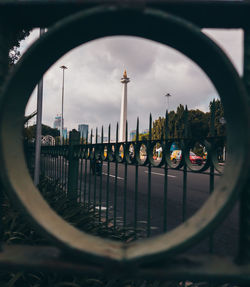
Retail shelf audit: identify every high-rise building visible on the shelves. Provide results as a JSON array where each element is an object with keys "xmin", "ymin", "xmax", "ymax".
[
  {"xmin": 53, "ymin": 115, "xmax": 61, "ymax": 129},
  {"xmin": 63, "ymin": 128, "xmax": 67, "ymax": 139},
  {"xmin": 130, "ymin": 129, "xmax": 136, "ymax": 141},
  {"xmin": 78, "ymin": 124, "xmax": 89, "ymax": 141},
  {"xmin": 53, "ymin": 115, "xmax": 67, "ymax": 139}
]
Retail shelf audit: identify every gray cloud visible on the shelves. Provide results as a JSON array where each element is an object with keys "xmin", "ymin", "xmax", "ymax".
[{"xmin": 23, "ymin": 29, "xmax": 242, "ymax": 138}]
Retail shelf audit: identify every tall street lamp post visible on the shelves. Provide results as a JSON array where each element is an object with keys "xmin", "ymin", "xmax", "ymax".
[
  {"xmin": 165, "ymin": 93, "xmax": 172, "ymax": 111},
  {"xmin": 60, "ymin": 65, "xmax": 67, "ymax": 144},
  {"xmin": 34, "ymin": 28, "xmax": 46, "ymax": 186}
]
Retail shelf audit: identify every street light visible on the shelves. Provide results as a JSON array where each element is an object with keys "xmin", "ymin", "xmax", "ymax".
[
  {"xmin": 165, "ymin": 93, "xmax": 172, "ymax": 111},
  {"xmin": 60, "ymin": 65, "xmax": 67, "ymax": 144},
  {"xmin": 34, "ymin": 28, "xmax": 45, "ymax": 186}
]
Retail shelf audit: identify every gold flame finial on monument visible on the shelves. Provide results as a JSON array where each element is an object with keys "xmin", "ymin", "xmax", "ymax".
[{"xmin": 123, "ymin": 69, "xmax": 127, "ymax": 78}]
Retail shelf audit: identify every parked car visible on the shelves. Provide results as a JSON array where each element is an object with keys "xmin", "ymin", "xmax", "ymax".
[
  {"xmin": 170, "ymin": 150, "xmax": 182, "ymax": 164},
  {"xmin": 189, "ymin": 151, "xmax": 203, "ymax": 165},
  {"xmin": 170, "ymin": 150, "xmax": 203, "ymax": 165}
]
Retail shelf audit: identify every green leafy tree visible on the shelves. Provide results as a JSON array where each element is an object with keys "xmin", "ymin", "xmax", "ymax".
[
  {"xmin": 133, "ymin": 100, "xmax": 225, "ymax": 143},
  {"xmin": 188, "ymin": 109, "xmax": 210, "ymax": 139},
  {"xmin": 8, "ymin": 29, "xmax": 30, "ymax": 66},
  {"xmin": 209, "ymin": 99, "xmax": 226, "ymax": 137},
  {"xmin": 24, "ymin": 124, "xmax": 60, "ymax": 142},
  {"xmin": 174, "ymin": 104, "xmax": 185, "ymax": 138},
  {"xmin": 1, "ymin": 27, "xmax": 30, "ymax": 92},
  {"xmin": 152, "ymin": 117, "xmax": 165, "ymax": 140}
]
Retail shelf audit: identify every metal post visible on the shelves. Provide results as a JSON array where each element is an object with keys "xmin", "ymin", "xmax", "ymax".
[
  {"xmin": 34, "ymin": 28, "xmax": 45, "ymax": 186},
  {"xmin": 165, "ymin": 93, "xmax": 171, "ymax": 111},
  {"xmin": 60, "ymin": 65, "xmax": 67, "ymax": 145},
  {"xmin": 0, "ymin": 22, "xmax": 10, "ymax": 248},
  {"xmin": 239, "ymin": 29, "xmax": 250, "ymax": 263},
  {"xmin": 68, "ymin": 130, "xmax": 80, "ymax": 202}
]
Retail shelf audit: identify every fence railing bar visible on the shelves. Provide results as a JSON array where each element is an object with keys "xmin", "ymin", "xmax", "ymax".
[
  {"xmin": 164, "ymin": 110, "xmax": 169, "ymax": 232},
  {"xmin": 182, "ymin": 106, "xmax": 188, "ymax": 222},
  {"xmin": 88, "ymin": 129, "xmax": 93, "ymax": 210},
  {"xmin": 49, "ymin": 153, "xmax": 51, "ymax": 179},
  {"xmin": 54, "ymin": 152, "xmax": 56, "ymax": 180},
  {"xmin": 83, "ymin": 129, "xmax": 88, "ymax": 206},
  {"xmin": 106, "ymin": 124, "xmax": 111, "ymax": 228},
  {"xmin": 50, "ymin": 151, "xmax": 54, "ymax": 179},
  {"xmin": 114, "ymin": 123, "xmax": 119, "ymax": 229},
  {"xmin": 50, "ymin": 154, "xmax": 53, "ymax": 179},
  {"xmin": 99, "ymin": 126, "xmax": 104, "ymax": 223},
  {"xmin": 59, "ymin": 151, "xmax": 61, "ymax": 183},
  {"xmin": 123, "ymin": 120, "xmax": 128, "ymax": 229},
  {"xmin": 54, "ymin": 153, "xmax": 56, "ymax": 180},
  {"xmin": 209, "ymin": 100, "xmax": 216, "ymax": 254},
  {"xmin": 134, "ymin": 117, "xmax": 139, "ymax": 234},
  {"xmin": 79, "ymin": 157, "xmax": 84, "ymax": 203},
  {"xmin": 93, "ymin": 128, "xmax": 98, "ymax": 210},
  {"xmin": 147, "ymin": 113, "xmax": 152, "ymax": 237},
  {"xmin": 56, "ymin": 150, "xmax": 59, "ymax": 180},
  {"xmin": 64, "ymin": 155, "xmax": 67, "ymax": 192},
  {"xmin": 54, "ymin": 150, "xmax": 57, "ymax": 180}
]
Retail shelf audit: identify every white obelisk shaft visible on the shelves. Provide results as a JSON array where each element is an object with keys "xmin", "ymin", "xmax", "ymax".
[{"xmin": 119, "ymin": 70, "xmax": 130, "ymax": 142}]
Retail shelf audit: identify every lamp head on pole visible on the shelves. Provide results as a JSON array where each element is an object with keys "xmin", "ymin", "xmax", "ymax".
[
  {"xmin": 60, "ymin": 65, "xmax": 68, "ymax": 70},
  {"xmin": 165, "ymin": 93, "xmax": 171, "ymax": 98}
]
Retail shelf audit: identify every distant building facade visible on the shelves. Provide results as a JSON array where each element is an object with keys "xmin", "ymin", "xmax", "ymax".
[
  {"xmin": 78, "ymin": 124, "xmax": 89, "ymax": 141},
  {"xmin": 53, "ymin": 115, "xmax": 67, "ymax": 139},
  {"xmin": 130, "ymin": 130, "xmax": 136, "ymax": 141},
  {"xmin": 53, "ymin": 115, "xmax": 61, "ymax": 129},
  {"xmin": 63, "ymin": 128, "xmax": 67, "ymax": 139}
]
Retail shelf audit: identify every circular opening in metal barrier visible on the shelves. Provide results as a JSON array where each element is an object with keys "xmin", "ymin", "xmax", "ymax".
[
  {"xmin": 119, "ymin": 144, "xmax": 124, "ymax": 161},
  {"xmin": 185, "ymin": 141, "xmax": 210, "ymax": 172},
  {"xmin": 0, "ymin": 6, "xmax": 249, "ymax": 265},
  {"xmin": 137, "ymin": 143, "xmax": 147, "ymax": 165},
  {"xmin": 150, "ymin": 142, "xmax": 163, "ymax": 167},
  {"xmin": 103, "ymin": 145, "xmax": 108, "ymax": 161},
  {"xmin": 126, "ymin": 143, "xmax": 135, "ymax": 164},
  {"xmin": 167, "ymin": 141, "xmax": 183, "ymax": 169}
]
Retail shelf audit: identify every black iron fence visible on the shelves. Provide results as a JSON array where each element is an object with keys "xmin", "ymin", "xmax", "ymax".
[{"xmin": 39, "ymin": 106, "xmax": 228, "ymax": 252}]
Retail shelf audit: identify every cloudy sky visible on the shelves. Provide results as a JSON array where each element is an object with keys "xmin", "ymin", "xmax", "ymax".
[{"xmin": 22, "ymin": 28, "xmax": 242, "ymax": 139}]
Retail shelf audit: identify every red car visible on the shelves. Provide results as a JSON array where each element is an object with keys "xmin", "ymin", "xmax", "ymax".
[
  {"xmin": 171, "ymin": 150, "xmax": 203, "ymax": 165},
  {"xmin": 189, "ymin": 151, "xmax": 203, "ymax": 165}
]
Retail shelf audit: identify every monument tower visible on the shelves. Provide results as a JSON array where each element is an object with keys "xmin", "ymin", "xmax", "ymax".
[{"xmin": 119, "ymin": 70, "xmax": 130, "ymax": 142}]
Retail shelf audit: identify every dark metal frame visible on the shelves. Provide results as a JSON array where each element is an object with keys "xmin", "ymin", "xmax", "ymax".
[{"xmin": 0, "ymin": 0, "xmax": 250, "ymax": 283}]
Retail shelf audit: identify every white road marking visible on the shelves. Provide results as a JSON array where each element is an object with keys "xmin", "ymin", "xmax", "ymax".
[
  {"xmin": 144, "ymin": 171, "xmax": 176, "ymax": 178},
  {"xmin": 102, "ymin": 172, "xmax": 124, "ymax": 180},
  {"xmin": 95, "ymin": 206, "xmax": 107, "ymax": 211}
]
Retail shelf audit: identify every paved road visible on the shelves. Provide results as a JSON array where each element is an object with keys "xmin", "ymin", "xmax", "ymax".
[
  {"xmin": 77, "ymin": 160, "xmax": 238, "ymax": 257},
  {"xmin": 42, "ymin": 157, "xmax": 239, "ymax": 257}
]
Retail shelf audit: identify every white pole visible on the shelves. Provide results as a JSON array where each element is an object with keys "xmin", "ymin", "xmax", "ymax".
[
  {"xmin": 119, "ymin": 70, "xmax": 130, "ymax": 142},
  {"xmin": 34, "ymin": 28, "xmax": 45, "ymax": 186},
  {"xmin": 60, "ymin": 65, "xmax": 67, "ymax": 144}
]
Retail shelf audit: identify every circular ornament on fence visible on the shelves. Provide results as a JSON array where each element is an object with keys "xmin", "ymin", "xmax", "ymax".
[{"xmin": 0, "ymin": 6, "xmax": 249, "ymax": 266}]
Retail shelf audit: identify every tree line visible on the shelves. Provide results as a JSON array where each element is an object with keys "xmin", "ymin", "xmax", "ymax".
[
  {"xmin": 24, "ymin": 124, "xmax": 60, "ymax": 143},
  {"xmin": 136, "ymin": 99, "xmax": 225, "ymax": 141}
]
